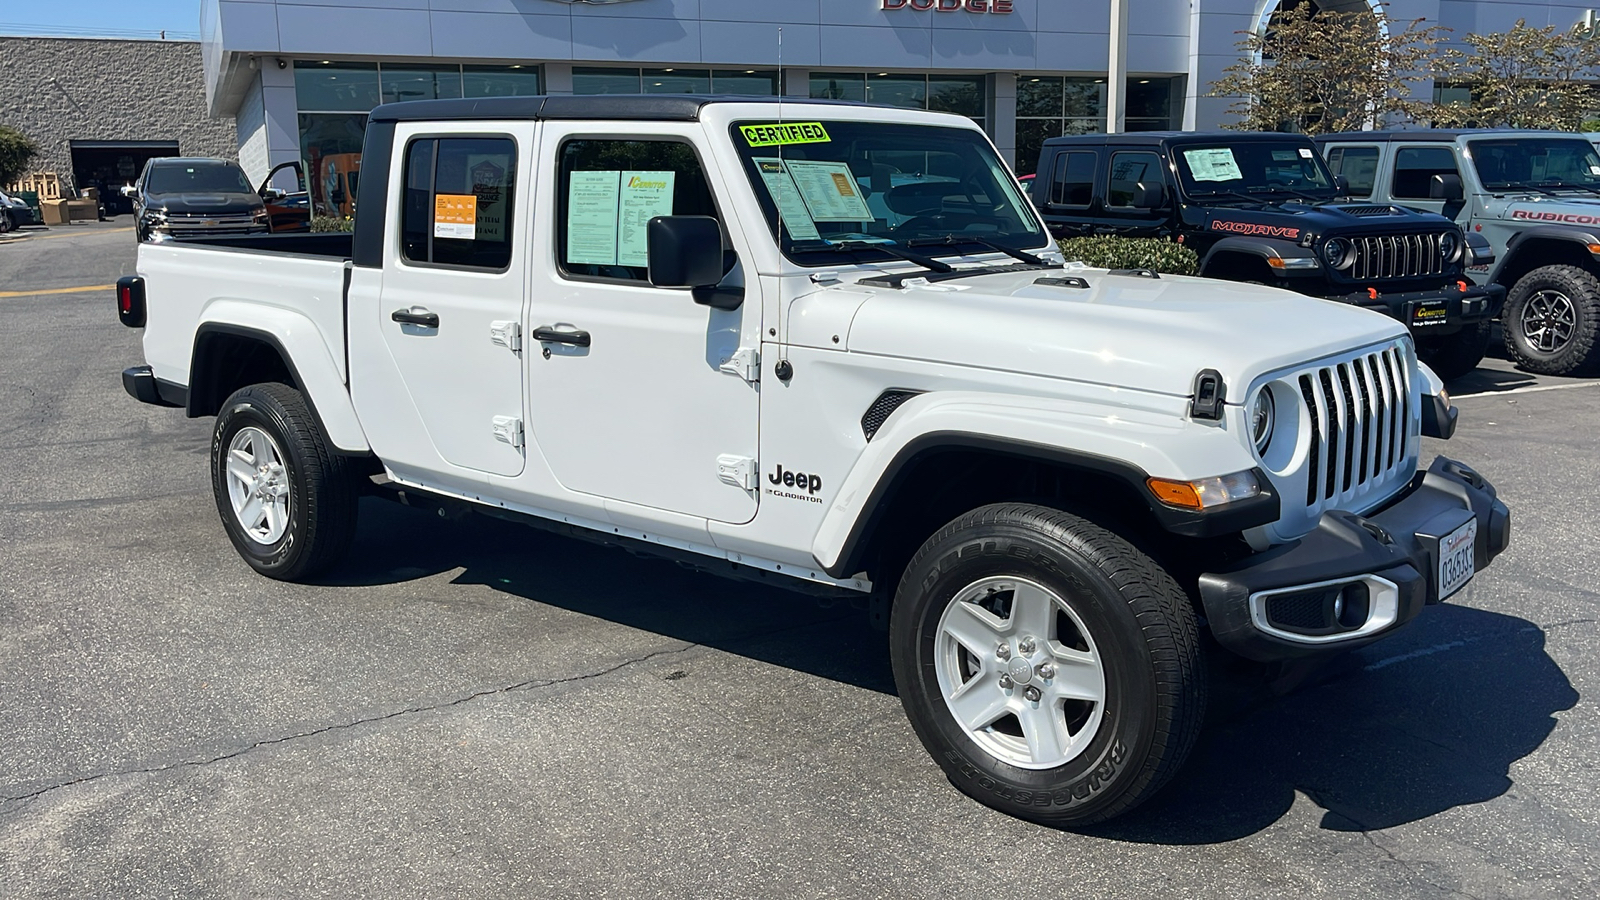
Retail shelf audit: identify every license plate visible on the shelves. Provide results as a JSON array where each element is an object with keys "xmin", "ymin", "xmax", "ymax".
[
  {"xmin": 1438, "ymin": 519, "xmax": 1477, "ymax": 600},
  {"xmin": 1410, "ymin": 298, "xmax": 1449, "ymax": 328}
]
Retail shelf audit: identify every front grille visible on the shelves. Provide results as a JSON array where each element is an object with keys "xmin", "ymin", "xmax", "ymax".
[
  {"xmin": 1297, "ymin": 346, "xmax": 1411, "ymax": 509},
  {"xmin": 1350, "ymin": 233, "xmax": 1446, "ymax": 281}
]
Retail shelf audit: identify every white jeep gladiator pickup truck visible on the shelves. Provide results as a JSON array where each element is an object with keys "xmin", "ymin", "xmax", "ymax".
[{"xmin": 117, "ymin": 95, "xmax": 1511, "ymax": 826}]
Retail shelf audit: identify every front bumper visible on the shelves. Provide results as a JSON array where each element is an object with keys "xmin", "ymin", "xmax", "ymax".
[
  {"xmin": 1326, "ymin": 282, "xmax": 1506, "ymax": 335},
  {"xmin": 1198, "ymin": 456, "xmax": 1510, "ymax": 662}
]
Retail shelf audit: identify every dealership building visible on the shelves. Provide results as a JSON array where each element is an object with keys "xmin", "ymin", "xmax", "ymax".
[{"xmin": 5, "ymin": 1, "xmax": 1598, "ymax": 202}]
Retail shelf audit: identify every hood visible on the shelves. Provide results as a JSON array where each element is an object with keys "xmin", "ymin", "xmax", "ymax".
[
  {"xmin": 842, "ymin": 267, "xmax": 1406, "ymax": 398},
  {"xmin": 1185, "ymin": 200, "xmax": 1449, "ymax": 241},
  {"xmin": 147, "ymin": 191, "xmax": 264, "ymax": 215}
]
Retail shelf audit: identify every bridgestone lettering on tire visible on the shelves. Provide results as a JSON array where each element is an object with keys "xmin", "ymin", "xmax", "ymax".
[
  {"xmin": 889, "ymin": 503, "xmax": 1206, "ymax": 827},
  {"xmin": 210, "ymin": 383, "xmax": 358, "ymax": 581},
  {"xmin": 1504, "ymin": 264, "xmax": 1600, "ymax": 376}
]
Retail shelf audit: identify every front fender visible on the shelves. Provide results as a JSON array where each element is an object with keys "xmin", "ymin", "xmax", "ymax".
[
  {"xmin": 194, "ymin": 300, "xmax": 369, "ymax": 453},
  {"xmin": 810, "ymin": 391, "xmax": 1271, "ymax": 576},
  {"xmin": 1200, "ymin": 236, "xmax": 1322, "ymax": 278},
  {"xmin": 1493, "ymin": 225, "xmax": 1600, "ymax": 283}
]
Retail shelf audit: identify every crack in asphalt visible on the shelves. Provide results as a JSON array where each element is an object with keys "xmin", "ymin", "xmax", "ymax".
[
  {"xmin": 0, "ymin": 643, "xmax": 698, "ymax": 810},
  {"xmin": 1354, "ymin": 826, "xmax": 1486, "ymax": 900}
]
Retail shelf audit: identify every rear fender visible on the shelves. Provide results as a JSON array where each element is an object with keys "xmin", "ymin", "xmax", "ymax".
[{"xmin": 192, "ymin": 301, "xmax": 369, "ymax": 453}]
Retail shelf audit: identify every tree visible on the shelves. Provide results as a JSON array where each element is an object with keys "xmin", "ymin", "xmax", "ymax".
[
  {"xmin": 1431, "ymin": 20, "xmax": 1600, "ymax": 130},
  {"xmin": 1208, "ymin": 3, "xmax": 1447, "ymax": 134},
  {"xmin": 0, "ymin": 125, "xmax": 42, "ymax": 187}
]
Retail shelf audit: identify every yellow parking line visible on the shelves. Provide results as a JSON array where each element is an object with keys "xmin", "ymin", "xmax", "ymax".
[
  {"xmin": 3, "ymin": 227, "xmax": 134, "ymax": 241},
  {"xmin": 0, "ymin": 283, "xmax": 116, "ymax": 298}
]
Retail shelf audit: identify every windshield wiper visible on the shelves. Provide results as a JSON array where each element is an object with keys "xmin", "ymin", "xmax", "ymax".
[
  {"xmin": 1533, "ymin": 181, "xmax": 1600, "ymax": 195},
  {"xmin": 906, "ymin": 234, "xmax": 1048, "ymax": 266},
  {"xmin": 1253, "ymin": 186, "xmax": 1330, "ymax": 203},
  {"xmin": 1188, "ymin": 190, "xmax": 1272, "ymax": 207},
  {"xmin": 789, "ymin": 240, "xmax": 954, "ymax": 274}
]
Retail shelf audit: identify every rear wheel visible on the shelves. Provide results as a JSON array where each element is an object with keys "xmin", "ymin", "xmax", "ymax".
[
  {"xmin": 889, "ymin": 503, "xmax": 1206, "ymax": 827},
  {"xmin": 211, "ymin": 383, "xmax": 358, "ymax": 581},
  {"xmin": 1417, "ymin": 320, "xmax": 1490, "ymax": 381},
  {"xmin": 1503, "ymin": 265, "xmax": 1600, "ymax": 375}
]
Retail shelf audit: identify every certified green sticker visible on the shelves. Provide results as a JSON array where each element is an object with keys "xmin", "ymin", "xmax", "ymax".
[{"xmin": 740, "ymin": 122, "xmax": 831, "ymax": 147}]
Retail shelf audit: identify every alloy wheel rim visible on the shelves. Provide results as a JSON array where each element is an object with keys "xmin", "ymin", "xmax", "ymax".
[
  {"xmin": 1522, "ymin": 290, "xmax": 1577, "ymax": 354},
  {"xmin": 225, "ymin": 426, "xmax": 291, "ymax": 545},
  {"xmin": 934, "ymin": 576, "xmax": 1107, "ymax": 770}
]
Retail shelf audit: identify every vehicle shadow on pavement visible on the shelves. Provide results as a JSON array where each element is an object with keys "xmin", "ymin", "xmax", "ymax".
[
  {"xmin": 327, "ymin": 499, "xmax": 898, "ymax": 694},
  {"xmin": 1087, "ymin": 603, "xmax": 1579, "ymax": 843}
]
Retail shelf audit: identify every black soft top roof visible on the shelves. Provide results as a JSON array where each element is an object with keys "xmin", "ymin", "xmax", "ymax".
[
  {"xmin": 1041, "ymin": 131, "xmax": 1318, "ymax": 149},
  {"xmin": 369, "ymin": 94, "xmax": 891, "ymax": 124},
  {"xmin": 1313, "ymin": 129, "xmax": 1580, "ymax": 142}
]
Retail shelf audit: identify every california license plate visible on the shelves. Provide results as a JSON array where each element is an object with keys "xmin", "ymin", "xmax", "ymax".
[{"xmin": 1438, "ymin": 519, "xmax": 1477, "ymax": 600}]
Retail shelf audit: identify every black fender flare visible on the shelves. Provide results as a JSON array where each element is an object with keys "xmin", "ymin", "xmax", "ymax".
[
  {"xmin": 1199, "ymin": 236, "xmax": 1321, "ymax": 278},
  {"xmin": 1491, "ymin": 224, "xmax": 1600, "ymax": 285},
  {"xmin": 822, "ymin": 431, "xmax": 1280, "ymax": 580}
]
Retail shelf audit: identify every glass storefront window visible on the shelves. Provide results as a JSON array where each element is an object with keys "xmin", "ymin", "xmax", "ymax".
[
  {"xmin": 644, "ymin": 68, "xmax": 711, "ymax": 94},
  {"xmin": 1065, "ymin": 80, "xmax": 1107, "ymax": 119},
  {"xmin": 811, "ymin": 72, "xmax": 866, "ymax": 103},
  {"xmin": 463, "ymin": 65, "xmax": 542, "ymax": 98},
  {"xmin": 927, "ymin": 76, "xmax": 984, "ymax": 118},
  {"xmin": 1018, "ymin": 76, "xmax": 1064, "ymax": 118},
  {"xmin": 295, "ymin": 62, "xmax": 380, "ymax": 112},
  {"xmin": 867, "ymin": 74, "xmax": 927, "ymax": 110},
  {"xmin": 298, "ymin": 113, "xmax": 367, "ymax": 219},
  {"xmin": 574, "ymin": 67, "xmax": 643, "ymax": 94},
  {"xmin": 712, "ymin": 69, "xmax": 778, "ymax": 96},
  {"xmin": 380, "ymin": 65, "xmax": 463, "ymax": 104},
  {"xmin": 1014, "ymin": 77, "xmax": 1179, "ymax": 175}
]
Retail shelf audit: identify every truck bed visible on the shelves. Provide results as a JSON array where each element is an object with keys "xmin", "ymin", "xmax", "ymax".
[{"xmin": 137, "ymin": 237, "xmax": 352, "ymax": 390}]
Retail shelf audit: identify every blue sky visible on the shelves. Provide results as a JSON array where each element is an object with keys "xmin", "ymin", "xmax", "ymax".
[{"xmin": 1, "ymin": 1, "xmax": 202, "ymax": 40}]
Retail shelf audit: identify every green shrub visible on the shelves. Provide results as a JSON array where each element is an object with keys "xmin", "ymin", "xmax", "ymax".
[
  {"xmin": 0, "ymin": 125, "xmax": 41, "ymax": 187},
  {"xmin": 311, "ymin": 215, "xmax": 355, "ymax": 233},
  {"xmin": 1057, "ymin": 236, "xmax": 1199, "ymax": 277}
]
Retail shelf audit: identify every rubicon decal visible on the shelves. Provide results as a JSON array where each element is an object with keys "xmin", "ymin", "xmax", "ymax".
[
  {"xmin": 1210, "ymin": 220, "xmax": 1301, "ymax": 239},
  {"xmin": 767, "ymin": 464, "xmax": 824, "ymax": 503},
  {"xmin": 1511, "ymin": 208, "xmax": 1600, "ymax": 225}
]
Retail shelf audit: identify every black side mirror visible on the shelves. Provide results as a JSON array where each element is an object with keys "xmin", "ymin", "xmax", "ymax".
[
  {"xmin": 1334, "ymin": 174, "xmax": 1351, "ymax": 195},
  {"xmin": 648, "ymin": 215, "xmax": 743, "ymax": 309},
  {"xmin": 1132, "ymin": 182, "xmax": 1167, "ymax": 210},
  {"xmin": 1430, "ymin": 173, "xmax": 1464, "ymax": 201}
]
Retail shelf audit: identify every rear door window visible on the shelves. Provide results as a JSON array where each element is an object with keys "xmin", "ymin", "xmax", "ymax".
[
  {"xmin": 1049, "ymin": 151, "xmax": 1097, "ymax": 207},
  {"xmin": 399, "ymin": 136, "xmax": 517, "ymax": 270},
  {"xmin": 1105, "ymin": 151, "xmax": 1164, "ymax": 209}
]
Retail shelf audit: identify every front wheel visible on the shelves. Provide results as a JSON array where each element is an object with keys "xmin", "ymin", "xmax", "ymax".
[
  {"xmin": 889, "ymin": 503, "xmax": 1206, "ymax": 827},
  {"xmin": 1503, "ymin": 265, "xmax": 1600, "ymax": 376},
  {"xmin": 1417, "ymin": 319, "xmax": 1490, "ymax": 381},
  {"xmin": 211, "ymin": 383, "xmax": 358, "ymax": 581}
]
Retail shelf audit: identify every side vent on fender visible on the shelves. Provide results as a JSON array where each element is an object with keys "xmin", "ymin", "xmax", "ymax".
[{"xmin": 861, "ymin": 390, "xmax": 924, "ymax": 441}]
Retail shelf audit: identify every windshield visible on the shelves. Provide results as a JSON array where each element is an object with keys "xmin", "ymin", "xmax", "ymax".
[
  {"xmin": 1467, "ymin": 138, "xmax": 1600, "ymax": 191},
  {"xmin": 731, "ymin": 120, "xmax": 1043, "ymax": 266},
  {"xmin": 1173, "ymin": 141, "xmax": 1336, "ymax": 201},
  {"xmin": 146, "ymin": 163, "xmax": 253, "ymax": 194}
]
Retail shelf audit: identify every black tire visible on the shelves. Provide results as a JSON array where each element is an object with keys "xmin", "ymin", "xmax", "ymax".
[
  {"xmin": 889, "ymin": 503, "xmax": 1206, "ymax": 827},
  {"xmin": 1503, "ymin": 264, "xmax": 1600, "ymax": 376},
  {"xmin": 210, "ymin": 383, "xmax": 358, "ymax": 581},
  {"xmin": 1417, "ymin": 319, "xmax": 1490, "ymax": 381}
]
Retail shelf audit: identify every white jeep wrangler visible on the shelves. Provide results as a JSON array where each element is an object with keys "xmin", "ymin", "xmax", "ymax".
[{"xmin": 117, "ymin": 96, "xmax": 1510, "ymax": 826}]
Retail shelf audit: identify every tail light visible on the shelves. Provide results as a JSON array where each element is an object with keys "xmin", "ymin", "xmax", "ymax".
[{"xmin": 117, "ymin": 276, "xmax": 146, "ymax": 328}]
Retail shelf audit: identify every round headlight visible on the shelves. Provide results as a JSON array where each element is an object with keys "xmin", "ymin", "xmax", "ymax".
[
  {"xmin": 1322, "ymin": 237, "xmax": 1355, "ymax": 270},
  {"xmin": 1250, "ymin": 389, "xmax": 1275, "ymax": 456},
  {"xmin": 1439, "ymin": 231, "xmax": 1462, "ymax": 262}
]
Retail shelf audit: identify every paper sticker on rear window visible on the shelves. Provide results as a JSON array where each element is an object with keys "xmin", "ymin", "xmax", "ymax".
[
  {"xmin": 740, "ymin": 123, "xmax": 832, "ymax": 147},
  {"xmin": 1183, "ymin": 148, "xmax": 1244, "ymax": 182},
  {"xmin": 434, "ymin": 193, "xmax": 477, "ymax": 240}
]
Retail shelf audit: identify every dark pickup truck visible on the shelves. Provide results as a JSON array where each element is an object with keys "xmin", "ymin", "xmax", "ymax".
[{"xmin": 1034, "ymin": 132, "xmax": 1504, "ymax": 379}]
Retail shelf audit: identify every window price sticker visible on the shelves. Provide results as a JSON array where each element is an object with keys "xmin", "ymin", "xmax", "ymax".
[{"xmin": 434, "ymin": 193, "xmax": 477, "ymax": 240}]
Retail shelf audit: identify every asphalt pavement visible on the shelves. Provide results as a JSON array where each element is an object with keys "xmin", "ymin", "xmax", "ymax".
[{"xmin": 1, "ymin": 227, "xmax": 1596, "ymax": 898}]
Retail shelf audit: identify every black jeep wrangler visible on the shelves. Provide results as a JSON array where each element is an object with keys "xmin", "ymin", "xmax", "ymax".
[{"xmin": 1034, "ymin": 132, "xmax": 1505, "ymax": 379}]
